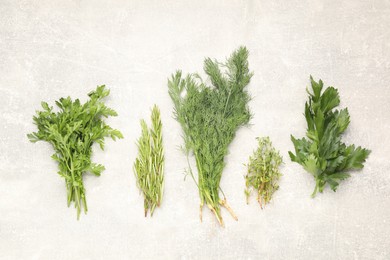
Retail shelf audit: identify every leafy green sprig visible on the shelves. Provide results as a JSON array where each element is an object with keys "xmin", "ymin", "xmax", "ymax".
[
  {"xmin": 168, "ymin": 47, "xmax": 252, "ymax": 226},
  {"xmin": 28, "ymin": 85, "xmax": 123, "ymax": 219},
  {"xmin": 245, "ymin": 137, "xmax": 282, "ymax": 208},
  {"xmin": 134, "ymin": 105, "xmax": 165, "ymax": 217},
  {"xmin": 289, "ymin": 77, "xmax": 370, "ymax": 197}
]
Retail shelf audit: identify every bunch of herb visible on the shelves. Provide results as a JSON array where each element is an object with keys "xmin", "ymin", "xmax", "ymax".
[
  {"xmin": 134, "ymin": 105, "xmax": 164, "ymax": 217},
  {"xmin": 289, "ymin": 77, "xmax": 370, "ymax": 197},
  {"xmin": 27, "ymin": 85, "xmax": 123, "ymax": 219},
  {"xmin": 244, "ymin": 137, "xmax": 282, "ymax": 208},
  {"xmin": 168, "ymin": 47, "xmax": 252, "ymax": 226}
]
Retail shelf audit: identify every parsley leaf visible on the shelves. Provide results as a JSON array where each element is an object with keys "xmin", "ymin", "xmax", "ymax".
[
  {"xmin": 289, "ymin": 77, "xmax": 370, "ymax": 197},
  {"xmin": 28, "ymin": 85, "xmax": 123, "ymax": 219}
]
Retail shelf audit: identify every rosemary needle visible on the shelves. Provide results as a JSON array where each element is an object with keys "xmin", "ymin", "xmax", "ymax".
[{"xmin": 134, "ymin": 105, "xmax": 165, "ymax": 217}]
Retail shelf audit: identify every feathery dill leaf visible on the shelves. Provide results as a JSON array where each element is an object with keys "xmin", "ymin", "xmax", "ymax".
[
  {"xmin": 134, "ymin": 105, "xmax": 165, "ymax": 217},
  {"xmin": 289, "ymin": 77, "xmax": 371, "ymax": 197},
  {"xmin": 27, "ymin": 85, "xmax": 123, "ymax": 219},
  {"xmin": 168, "ymin": 47, "xmax": 252, "ymax": 226},
  {"xmin": 245, "ymin": 137, "xmax": 282, "ymax": 208}
]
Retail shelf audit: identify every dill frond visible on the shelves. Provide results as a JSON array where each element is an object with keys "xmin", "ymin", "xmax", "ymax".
[{"xmin": 168, "ymin": 47, "xmax": 252, "ymax": 226}]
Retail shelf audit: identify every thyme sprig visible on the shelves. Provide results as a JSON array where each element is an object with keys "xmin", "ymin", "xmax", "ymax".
[
  {"xmin": 245, "ymin": 137, "xmax": 283, "ymax": 208},
  {"xmin": 28, "ymin": 85, "xmax": 123, "ymax": 219},
  {"xmin": 134, "ymin": 105, "xmax": 165, "ymax": 217},
  {"xmin": 168, "ymin": 47, "xmax": 252, "ymax": 226}
]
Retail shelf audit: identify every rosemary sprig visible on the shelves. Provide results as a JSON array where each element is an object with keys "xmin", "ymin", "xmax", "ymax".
[
  {"xmin": 134, "ymin": 105, "xmax": 165, "ymax": 216},
  {"xmin": 244, "ymin": 137, "xmax": 282, "ymax": 208},
  {"xmin": 27, "ymin": 85, "xmax": 123, "ymax": 219},
  {"xmin": 168, "ymin": 47, "xmax": 252, "ymax": 226}
]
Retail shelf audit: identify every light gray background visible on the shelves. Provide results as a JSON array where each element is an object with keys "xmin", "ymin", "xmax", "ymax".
[{"xmin": 1, "ymin": 0, "xmax": 389, "ymax": 259}]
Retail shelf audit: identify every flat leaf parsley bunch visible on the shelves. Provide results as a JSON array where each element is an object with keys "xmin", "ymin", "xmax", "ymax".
[
  {"xmin": 289, "ymin": 77, "xmax": 370, "ymax": 197},
  {"xmin": 28, "ymin": 85, "xmax": 123, "ymax": 218}
]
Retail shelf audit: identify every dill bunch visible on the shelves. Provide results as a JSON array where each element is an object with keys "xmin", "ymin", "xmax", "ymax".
[
  {"xmin": 244, "ymin": 137, "xmax": 282, "ymax": 208},
  {"xmin": 168, "ymin": 47, "xmax": 252, "ymax": 226},
  {"xmin": 134, "ymin": 105, "xmax": 165, "ymax": 217},
  {"xmin": 27, "ymin": 86, "xmax": 123, "ymax": 219}
]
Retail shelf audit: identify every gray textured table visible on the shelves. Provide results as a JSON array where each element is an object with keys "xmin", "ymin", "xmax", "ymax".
[{"xmin": 1, "ymin": 1, "xmax": 389, "ymax": 259}]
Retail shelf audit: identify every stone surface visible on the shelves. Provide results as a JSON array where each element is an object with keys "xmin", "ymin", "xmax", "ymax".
[{"xmin": 1, "ymin": 0, "xmax": 389, "ymax": 259}]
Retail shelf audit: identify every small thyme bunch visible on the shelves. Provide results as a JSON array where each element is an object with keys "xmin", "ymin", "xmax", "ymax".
[{"xmin": 245, "ymin": 137, "xmax": 282, "ymax": 208}]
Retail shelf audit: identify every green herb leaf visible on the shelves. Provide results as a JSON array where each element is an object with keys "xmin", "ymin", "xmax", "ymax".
[
  {"xmin": 27, "ymin": 85, "xmax": 123, "ymax": 219},
  {"xmin": 88, "ymin": 163, "xmax": 105, "ymax": 176},
  {"xmin": 289, "ymin": 77, "xmax": 371, "ymax": 197}
]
